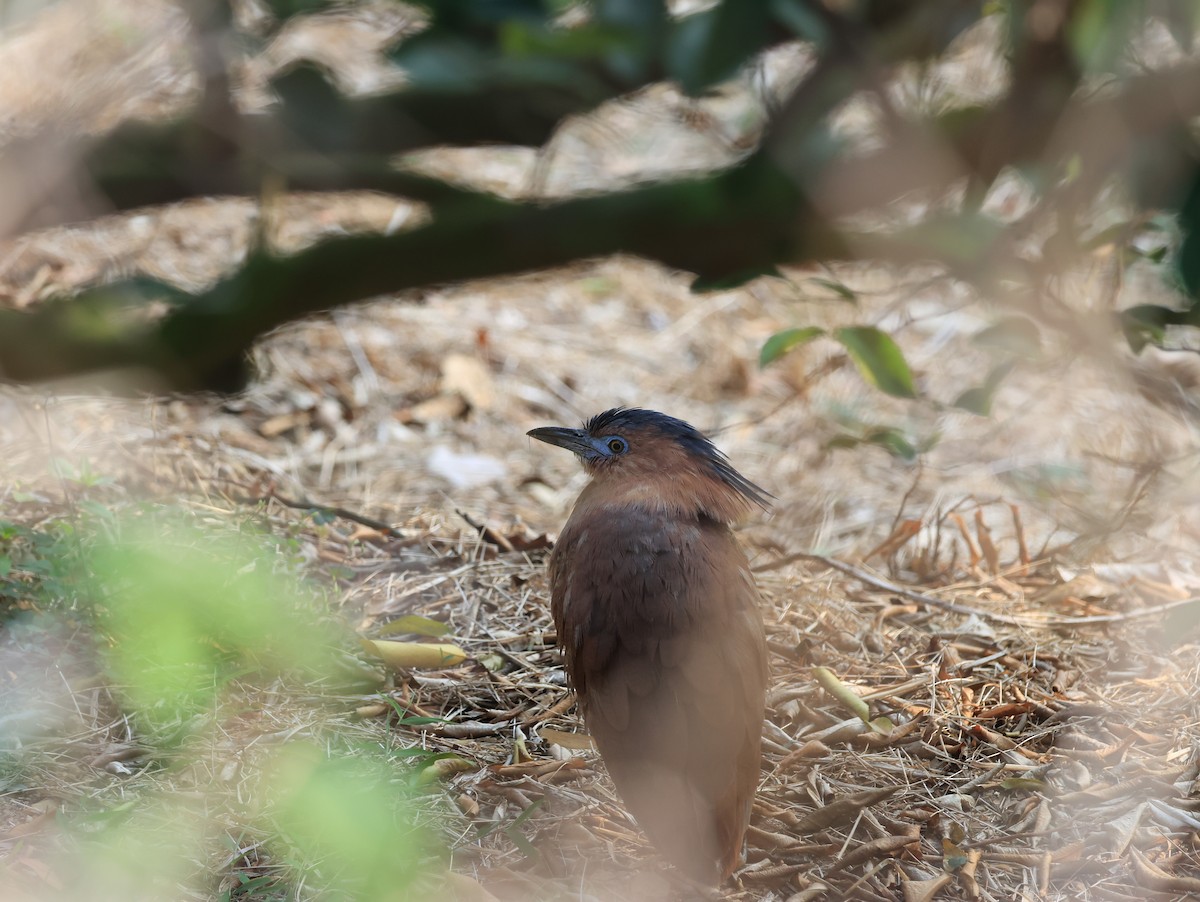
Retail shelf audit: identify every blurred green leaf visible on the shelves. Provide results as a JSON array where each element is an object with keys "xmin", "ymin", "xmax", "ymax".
[
  {"xmin": 972, "ymin": 317, "xmax": 1041, "ymax": 358},
  {"xmin": 90, "ymin": 517, "xmax": 343, "ymax": 735},
  {"xmin": 1119, "ymin": 304, "xmax": 1173, "ymax": 351},
  {"xmin": 827, "ymin": 428, "xmax": 923, "ymax": 462},
  {"xmin": 759, "ymin": 326, "xmax": 824, "ymax": 367},
  {"xmin": 953, "ymin": 362, "xmax": 1014, "ymax": 415},
  {"xmin": 1082, "ymin": 220, "xmax": 1130, "ymax": 251},
  {"xmin": 690, "ymin": 263, "xmax": 784, "ymax": 293},
  {"xmin": 262, "ymin": 744, "xmax": 423, "ymax": 897},
  {"xmin": 420, "ymin": 0, "xmax": 550, "ymax": 32},
  {"xmin": 594, "ymin": 0, "xmax": 666, "ymax": 81},
  {"xmin": 260, "ymin": 0, "xmax": 335, "ymax": 21},
  {"xmin": 1141, "ymin": 245, "xmax": 1169, "ymax": 264},
  {"xmin": 834, "ymin": 326, "xmax": 917, "ymax": 398},
  {"xmin": 668, "ymin": 0, "xmax": 770, "ymax": 94},
  {"xmin": 809, "ymin": 276, "xmax": 858, "ymax": 302},
  {"xmin": 393, "ymin": 34, "xmax": 496, "ymax": 91},
  {"xmin": 769, "ymin": 0, "xmax": 831, "ymax": 43},
  {"xmin": 889, "ymin": 213, "xmax": 1005, "ymax": 267},
  {"xmin": 57, "ymin": 798, "xmax": 206, "ymax": 899},
  {"xmin": 1068, "ymin": 0, "xmax": 1142, "ymax": 71},
  {"xmin": 1162, "ymin": 0, "xmax": 1200, "ymax": 53},
  {"xmin": 500, "ymin": 20, "xmax": 630, "ymax": 59}
]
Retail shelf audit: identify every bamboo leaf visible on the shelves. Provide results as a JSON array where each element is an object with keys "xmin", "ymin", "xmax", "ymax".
[
  {"xmin": 365, "ymin": 639, "xmax": 467, "ymax": 670},
  {"xmin": 813, "ymin": 666, "xmax": 870, "ymax": 722}
]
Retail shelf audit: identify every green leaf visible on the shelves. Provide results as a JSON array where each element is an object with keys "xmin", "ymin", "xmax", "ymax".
[
  {"xmin": 889, "ymin": 213, "xmax": 1005, "ymax": 266},
  {"xmin": 690, "ymin": 263, "xmax": 784, "ymax": 293},
  {"xmin": 861, "ymin": 428, "xmax": 919, "ymax": 461},
  {"xmin": 808, "ymin": 276, "xmax": 857, "ymax": 302},
  {"xmin": 1068, "ymin": 0, "xmax": 1141, "ymax": 71},
  {"xmin": 759, "ymin": 326, "xmax": 824, "ymax": 367},
  {"xmin": 769, "ymin": 0, "xmax": 830, "ymax": 43},
  {"xmin": 972, "ymin": 317, "xmax": 1041, "ymax": 358},
  {"xmin": 594, "ymin": 0, "xmax": 666, "ymax": 81},
  {"xmin": 826, "ymin": 426, "xmax": 937, "ymax": 462},
  {"xmin": 833, "ymin": 327, "xmax": 917, "ymax": 398},
  {"xmin": 500, "ymin": 21, "xmax": 631, "ymax": 60},
  {"xmin": 1118, "ymin": 304, "xmax": 1174, "ymax": 352},
  {"xmin": 952, "ymin": 362, "xmax": 1014, "ymax": 416},
  {"xmin": 667, "ymin": 0, "xmax": 770, "ymax": 94}
]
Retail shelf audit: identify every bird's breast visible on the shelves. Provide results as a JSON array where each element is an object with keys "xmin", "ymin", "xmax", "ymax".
[{"xmin": 547, "ymin": 503, "xmax": 754, "ymax": 695}]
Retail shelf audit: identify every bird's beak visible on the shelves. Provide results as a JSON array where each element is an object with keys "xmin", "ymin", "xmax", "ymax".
[{"xmin": 527, "ymin": 426, "xmax": 596, "ymax": 457}]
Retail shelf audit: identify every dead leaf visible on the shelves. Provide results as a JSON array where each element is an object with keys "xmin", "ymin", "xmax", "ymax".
[
  {"xmin": 441, "ymin": 870, "xmax": 501, "ymax": 902},
  {"xmin": 1036, "ymin": 572, "xmax": 1118, "ymax": 607},
  {"xmin": 540, "ymin": 728, "xmax": 595, "ymax": 751},
  {"xmin": 1130, "ymin": 847, "xmax": 1200, "ymax": 893},
  {"xmin": 902, "ymin": 874, "xmax": 953, "ymax": 902},
  {"xmin": 259, "ymin": 410, "xmax": 309, "ymax": 437},
  {"xmin": 419, "ymin": 756, "xmax": 477, "ymax": 783},
  {"xmin": 792, "ymin": 786, "xmax": 900, "ymax": 834},
  {"xmin": 2, "ymin": 801, "xmax": 57, "ymax": 840},
  {"xmin": 864, "ymin": 519, "xmax": 922, "ymax": 561},
  {"xmin": 778, "ymin": 740, "xmax": 831, "ymax": 770},
  {"xmin": 398, "ymin": 393, "xmax": 468, "ymax": 424},
  {"xmin": 828, "ymin": 828, "xmax": 920, "ymax": 872},
  {"xmin": 441, "ymin": 353, "xmax": 495, "ymax": 410},
  {"xmin": 974, "ymin": 510, "xmax": 999, "ymax": 575}
]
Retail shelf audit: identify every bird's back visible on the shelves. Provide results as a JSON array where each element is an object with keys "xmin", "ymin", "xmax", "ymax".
[{"xmin": 549, "ymin": 501, "xmax": 767, "ymax": 883}]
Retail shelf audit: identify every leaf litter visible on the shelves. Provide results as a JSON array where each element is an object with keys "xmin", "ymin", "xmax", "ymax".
[{"xmin": 1, "ymin": 5, "xmax": 1200, "ymax": 901}]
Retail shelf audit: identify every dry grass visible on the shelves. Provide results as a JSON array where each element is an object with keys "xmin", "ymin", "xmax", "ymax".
[{"xmin": 2, "ymin": 3, "xmax": 1200, "ymax": 900}]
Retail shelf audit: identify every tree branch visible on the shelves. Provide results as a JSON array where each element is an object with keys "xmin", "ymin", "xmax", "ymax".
[{"xmin": 0, "ymin": 154, "xmax": 846, "ymax": 391}]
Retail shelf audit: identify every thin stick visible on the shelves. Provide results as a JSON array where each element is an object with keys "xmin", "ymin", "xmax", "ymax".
[{"xmin": 756, "ymin": 552, "xmax": 1200, "ymax": 627}]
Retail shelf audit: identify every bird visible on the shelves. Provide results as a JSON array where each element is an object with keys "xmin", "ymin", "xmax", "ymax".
[{"xmin": 528, "ymin": 407, "xmax": 769, "ymax": 884}]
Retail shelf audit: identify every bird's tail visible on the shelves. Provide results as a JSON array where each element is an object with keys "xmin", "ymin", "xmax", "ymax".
[{"xmin": 614, "ymin": 765, "xmax": 747, "ymax": 885}]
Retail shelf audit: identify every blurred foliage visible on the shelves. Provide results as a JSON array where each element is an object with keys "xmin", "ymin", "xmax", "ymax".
[
  {"xmin": 0, "ymin": 508, "xmax": 435, "ymax": 899},
  {"xmin": 88, "ymin": 517, "xmax": 351, "ymax": 735},
  {"xmin": 2, "ymin": 0, "xmax": 1200, "ymax": 423}
]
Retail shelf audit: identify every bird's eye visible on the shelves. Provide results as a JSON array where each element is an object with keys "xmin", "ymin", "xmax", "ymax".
[{"xmin": 606, "ymin": 437, "xmax": 628, "ymax": 454}]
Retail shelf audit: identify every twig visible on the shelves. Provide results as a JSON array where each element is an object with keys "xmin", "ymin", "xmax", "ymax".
[
  {"xmin": 757, "ymin": 552, "xmax": 1200, "ymax": 627},
  {"xmin": 226, "ymin": 482, "xmax": 405, "ymax": 538}
]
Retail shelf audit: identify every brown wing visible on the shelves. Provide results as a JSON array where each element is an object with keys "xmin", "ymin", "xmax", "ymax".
[{"xmin": 549, "ymin": 507, "xmax": 767, "ymax": 883}]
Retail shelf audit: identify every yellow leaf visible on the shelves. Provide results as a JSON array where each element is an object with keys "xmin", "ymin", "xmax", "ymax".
[
  {"xmin": 813, "ymin": 666, "xmax": 870, "ymax": 722},
  {"xmin": 419, "ymin": 755, "xmax": 476, "ymax": 783},
  {"xmin": 366, "ymin": 639, "xmax": 467, "ymax": 670}
]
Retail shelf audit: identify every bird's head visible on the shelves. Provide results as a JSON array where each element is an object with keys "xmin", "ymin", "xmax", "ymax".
[{"xmin": 528, "ymin": 407, "xmax": 770, "ymax": 523}]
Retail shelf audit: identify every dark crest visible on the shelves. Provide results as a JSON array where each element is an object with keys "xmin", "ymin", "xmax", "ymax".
[{"xmin": 584, "ymin": 408, "xmax": 771, "ymax": 510}]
